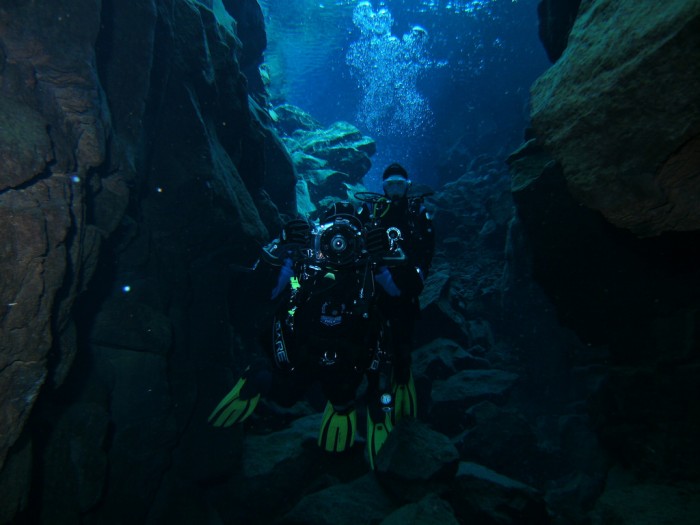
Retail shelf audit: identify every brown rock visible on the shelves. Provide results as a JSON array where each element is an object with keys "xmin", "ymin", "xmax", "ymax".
[
  {"xmin": 531, "ymin": 0, "xmax": 700, "ymax": 236},
  {"xmin": 0, "ymin": 98, "xmax": 52, "ymax": 189},
  {"xmin": 0, "ymin": 177, "xmax": 77, "ymax": 468},
  {"xmin": 0, "ymin": 0, "xmax": 108, "ymax": 471}
]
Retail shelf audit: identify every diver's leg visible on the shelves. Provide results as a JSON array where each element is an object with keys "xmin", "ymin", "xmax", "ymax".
[
  {"xmin": 365, "ymin": 329, "xmax": 395, "ymax": 470},
  {"xmin": 366, "ymin": 370, "xmax": 393, "ymax": 470},
  {"xmin": 316, "ymin": 356, "xmax": 364, "ymax": 453},
  {"xmin": 208, "ymin": 358, "xmax": 271, "ymax": 427},
  {"xmin": 389, "ymin": 304, "xmax": 418, "ymax": 425}
]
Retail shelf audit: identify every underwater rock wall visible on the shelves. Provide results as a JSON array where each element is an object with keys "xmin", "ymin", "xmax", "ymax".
[
  {"xmin": 0, "ymin": 0, "xmax": 294, "ymax": 522},
  {"xmin": 531, "ymin": 0, "xmax": 700, "ymax": 236},
  {"xmin": 0, "ymin": 0, "xmax": 111, "ymax": 478},
  {"xmin": 510, "ymin": 138, "xmax": 700, "ymax": 521},
  {"xmin": 512, "ymin": 0, "xmax": 700, "ymax": 505}
]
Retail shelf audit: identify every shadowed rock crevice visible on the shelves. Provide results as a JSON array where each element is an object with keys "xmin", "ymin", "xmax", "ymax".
[{"xmin": 537, "ymin": 0, "xmax": 582, "ymax": 62}]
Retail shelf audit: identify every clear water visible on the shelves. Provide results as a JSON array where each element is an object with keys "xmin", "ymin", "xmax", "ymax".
[{"xmin": 258, "ymin": 0, "xmax": 550, "ymax": 190}]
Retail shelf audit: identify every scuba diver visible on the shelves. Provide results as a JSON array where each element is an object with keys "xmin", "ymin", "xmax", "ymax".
[
  {"xmin": 356, "ymin": 162, "xmax": 435, "ymax": 463},
  {"xmin": 209, "ymin": 169, "xmax": 433, "ymax": 468},
  {"xmin": 209, "ymin": 201, "xmax": 397, "ymax": 467}
]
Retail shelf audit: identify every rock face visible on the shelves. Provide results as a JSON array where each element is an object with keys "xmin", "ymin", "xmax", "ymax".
[
  {"xmin": 511, "ymin": 9, "xmax": 700, "ymax": 514},
  {"xmin": 0, "ymin": 1, "xmax": 294, "ymax": 522},
  {"xmin": 509, "ymin": 138, "xmax": 700, "ymax": 491},
  {"xmin": 530, "ymin": 0, "xmax": 700, "ymax": 236},
  {"xmin": 508, "ymin": 140, "xmax": 700, "ymax": 346},
  {"xmin": 272, "ymin": 104, "xmax": 376, "ymax": 215},
  {"xmin": 0, "ymin": 0, "xmax": 112, "ymax": 473}
]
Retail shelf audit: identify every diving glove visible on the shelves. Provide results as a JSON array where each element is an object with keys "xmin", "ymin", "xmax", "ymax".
[
  {"xmin": 318, "ymin": 401, "xmax": 357, "ymax": 453},
  {"xmin": 365, "ymin": 226, "xmax": 389, "ymax": 255},
  {"xmin": 282, "ymin": 217, "xmax": 312, "ymax": 244},
  {"xmin": 208, "ymin": 369, "xmax": 261, "ymax": 427}
]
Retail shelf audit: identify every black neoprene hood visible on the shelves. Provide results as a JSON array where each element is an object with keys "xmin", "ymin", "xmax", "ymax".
[{"xmin": 382, "ymin": 163, "xmax": 408, "ymax": 180}]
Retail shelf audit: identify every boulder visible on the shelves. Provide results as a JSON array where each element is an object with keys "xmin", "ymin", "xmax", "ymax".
[
  {"xmin": 413, "ymin": 339, "xmax": 491, "ymax": 381},
  {"xmin": 454, "ymin": 401, "xmax": 542, "ymax": 486},
  {"xmin": 509, "ymin": 144, "xmax": 700, "ymax": 347},
  {"xmin": 273, "ymin": 109, "xmax": 376, "ymax": 206},
  {"xmin": 530, "ymin": 0, "xmax": 700, "ymax": 236},
  {"xmin": 429, "ymin": 370, "xmax": 519, "ymax": 433},
  {"xmin": 304, "ymin": 169, "xmax": 353, "ymax": 200},
  {"xmin": 242, "ymin": 413, "xmax": 320, "ymax": 478},
  {"xmin": 417, "ymin": 266, "xmax": 472, "ymax": 348},
  {"xmin": 590, "ymin": 480, "xmax": 700, "ymax": 525},
  {"xmin": 274, "ymin": 104, "xmax": 324, "ymax": 135},
  {"xmin": 295, "ymin": 121, "xmax": 367, "ymax": 153},
  {"xmin": 375, "ymin": 419, "xmax": 460, "ymax": 502},
  {"xmin": 433, "ymin": 370, "xmax": 518, "ymax": 408},
  {"xmin": 312, "ymin": 145, "xmax": 371, "ymax": 183},
  {"xmin": 279, "ymin": 473, "xmax": 398, "ymax": 525},
  {"xmin": 209, "ymin": 413, "xmax": 368, "ymax": 525},
  {"xmin": 379, "ymin": 493, "xmax": 460, "ymax": 525},
  {"xmin": 290, "ymin": 150, "xmax": 328, "ymax": 172},
  {"xmin": 446, "ymin": 462, "xmax": 551, "ymax": 524},
  {"xmin": 545, "ymin": 471, "xmax": 607, "ymax": 524}
]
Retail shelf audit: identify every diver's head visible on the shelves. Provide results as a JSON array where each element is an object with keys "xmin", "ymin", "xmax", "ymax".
[{"xmin": 382, "ymin": 163, "xmax": 411, "ymax": 201}]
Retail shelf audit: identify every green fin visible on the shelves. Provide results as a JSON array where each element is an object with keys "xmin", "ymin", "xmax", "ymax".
[
  {"xmin": 391, "ymin": 371, "xmax": 417, "ymax": 426},
  {"xmin": 208, "ymin": 375, "xmax": 261, "ymax": 427},
  {"xmin": 317, "ymin": 401, "xmax": 357, "ymax": 453},
  {"xmin": 367, "ymin": 408, "xmax": 392, "ymax": 470}
]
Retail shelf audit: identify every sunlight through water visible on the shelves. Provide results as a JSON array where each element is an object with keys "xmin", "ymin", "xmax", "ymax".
[
  {"xmin": 257, "ymin": 0, "xmax": 547, "ymax": 189},
  {"xmin": 347, "ymin": 2, "xmax": 439, "ymax": 137}
]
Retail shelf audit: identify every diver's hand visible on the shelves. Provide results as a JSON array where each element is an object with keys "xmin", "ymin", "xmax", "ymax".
[
  {"xmin": 365, "ymin": 226, "xmax": 389, "ymax": 255},
  {"xmin": 375, "ymin": 266, "xmax": 401, "ymax": 297},
  {"xmin": 282, "ymin": 218, "xmax": 312, "ymax": 244},
  {"xmin": 271, "ymin": 258, "xmax": 294, "ymax": 300}
]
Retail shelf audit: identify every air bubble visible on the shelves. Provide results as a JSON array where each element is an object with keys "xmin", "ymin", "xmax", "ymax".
[{"xmin": 346, "ymin": 2, "xmax": 439, "ymax": 137}]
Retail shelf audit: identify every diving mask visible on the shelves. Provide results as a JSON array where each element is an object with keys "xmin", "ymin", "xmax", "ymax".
[{"xmin": 383, "ymin": 175, "xmax": 411, "ymax": 200}]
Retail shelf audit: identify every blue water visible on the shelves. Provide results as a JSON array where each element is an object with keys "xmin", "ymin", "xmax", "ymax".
[{"xmin": 259, "ymin": 0, "xmax": 550, "ymax": 191}]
